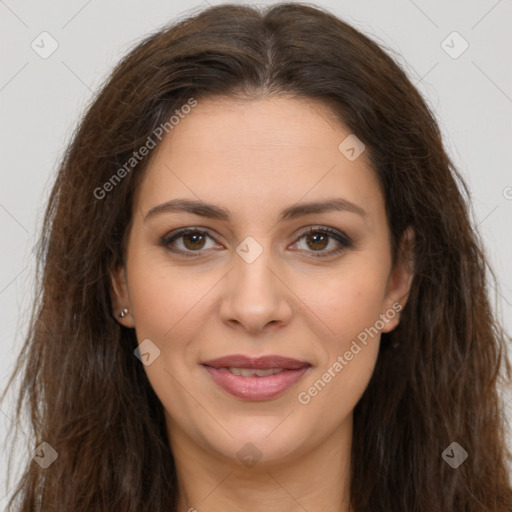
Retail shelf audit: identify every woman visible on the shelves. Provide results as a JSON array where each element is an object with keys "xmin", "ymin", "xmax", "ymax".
[{"xmin": 2, "ymin": 2, "xmax": 511, "ymax": 511}]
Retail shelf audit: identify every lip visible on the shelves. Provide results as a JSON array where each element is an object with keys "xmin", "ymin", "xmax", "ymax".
[
  {"xmin": 201, "ymin": 354, "xmax": 309, "ymax": 370},
  {"xmin": 201, "ymin": 354, "xmax": 311, "ymax": 400}
]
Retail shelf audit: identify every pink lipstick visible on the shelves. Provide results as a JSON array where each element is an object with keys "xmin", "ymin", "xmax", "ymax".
[{"xmin": 201, "ymin": 354, "xmax": 311, "ymax": 400}]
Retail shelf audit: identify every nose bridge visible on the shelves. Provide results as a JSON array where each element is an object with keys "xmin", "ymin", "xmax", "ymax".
[
  {"xmin": 235, "ymin": 236, "xmax": 274, "ymax": 292},
  {"xmin": 220, "ymin": 235, "xmax": 292, "ymax": 331}
]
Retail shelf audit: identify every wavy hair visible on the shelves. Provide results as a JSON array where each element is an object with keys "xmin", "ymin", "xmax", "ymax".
[{"xmin": 2, "ymin": 2, "xmax": 511, "ymax": 510}]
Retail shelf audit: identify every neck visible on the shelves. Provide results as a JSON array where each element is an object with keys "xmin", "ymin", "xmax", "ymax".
[{"xmin": 169, "ymin": 416, "xmax": 354, "ymax": 512}]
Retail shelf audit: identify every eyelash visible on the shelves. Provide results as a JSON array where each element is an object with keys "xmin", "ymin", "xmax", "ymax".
[{"xmin": 161, "ymin": 226, "xmax": 353, "ymax": 258}]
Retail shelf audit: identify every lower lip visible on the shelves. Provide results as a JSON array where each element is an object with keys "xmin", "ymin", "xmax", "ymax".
[{"xmin": 203, "ymin": 365, "xmax": 310, "ymax": 400}]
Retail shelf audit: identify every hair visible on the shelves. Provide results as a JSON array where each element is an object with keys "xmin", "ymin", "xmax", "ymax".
[{"xmin": 2, "ymin": 2, "xmax": 511, "ymax": 511}]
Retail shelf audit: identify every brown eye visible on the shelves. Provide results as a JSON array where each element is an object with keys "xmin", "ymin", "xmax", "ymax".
[
  {"xmin": 182, "ymin": 232, "xmax": 206, "ymax": 250},
  {"xmin": 293, "ymin": 227, "xmax": 353, "ymax": 258},
  {"xmin": 162, "ymin": 229, "xmax": 219, "ymax": 256},
  {"xmin": 305, "ymin": 232, "xmax": 329, "ymax": 251}
]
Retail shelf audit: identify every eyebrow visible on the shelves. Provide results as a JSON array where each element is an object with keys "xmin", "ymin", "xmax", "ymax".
[{"xmin": 144, "ymin": 197, "xmax": 367, "ymax": 223}]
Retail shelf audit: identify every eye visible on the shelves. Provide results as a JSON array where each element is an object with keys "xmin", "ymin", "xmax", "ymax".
[
  {"xmin": 162, "ymin": 226, "xmax": 353, "ymax": 258},
  {"xmin": 291, "ymin": 227, "xmax": 353, "ymax": 257},
  {"xmin": 162, "ymin": 228, "xmax": 220, "ymax": 256}
]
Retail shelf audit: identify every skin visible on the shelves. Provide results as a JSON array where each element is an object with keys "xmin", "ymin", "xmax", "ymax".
[{"xmin": 111, "ymin": 95, "xmax": 414, "ymax": 512}]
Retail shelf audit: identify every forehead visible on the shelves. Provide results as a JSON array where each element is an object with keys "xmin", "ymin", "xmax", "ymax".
[{"xmin": 134, "ymin": 96, "xmax": 385, "ymax": 225}]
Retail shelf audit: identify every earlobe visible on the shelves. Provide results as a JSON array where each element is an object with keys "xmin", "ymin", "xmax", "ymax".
[
  {"xmin": 381, "ymin": 227, "xmax": 415, "ymax": 333},
  {"xmin": 110, "ymin": 265, "xmax": 135, "ymax": 328}
]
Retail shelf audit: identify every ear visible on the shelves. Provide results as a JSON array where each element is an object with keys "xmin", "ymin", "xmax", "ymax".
[
  {"xmin": 110, "ymin": 265, "xmax": 135, "ymax": 328},
  {"xmin": 381, "ymin": 226, "xmax": 415, "ymax": 333}
]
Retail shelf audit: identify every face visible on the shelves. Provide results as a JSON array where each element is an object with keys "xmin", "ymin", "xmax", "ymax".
[{"xmin": 111, "ymin": 95, "xmax": 413, "ymax": 466}]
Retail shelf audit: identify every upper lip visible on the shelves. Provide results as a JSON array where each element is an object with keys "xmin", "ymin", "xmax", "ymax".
[{"xmin": 201, "ymin": 354, "xmax": 310, "ymax": 370}]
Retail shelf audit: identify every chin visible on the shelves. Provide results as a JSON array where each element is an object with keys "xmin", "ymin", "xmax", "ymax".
[{"xmin": 202, "ymin": 416, "xmax": 314, "ymax": 467}]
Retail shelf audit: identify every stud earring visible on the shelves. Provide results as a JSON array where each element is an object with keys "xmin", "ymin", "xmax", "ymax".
[{"xmin": 119, "ymin": 308, "xmax": 129, "ymax": 318}]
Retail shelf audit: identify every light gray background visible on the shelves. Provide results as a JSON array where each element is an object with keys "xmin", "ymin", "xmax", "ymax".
[{"xmin": 1, "ymin": 0, "xmax": 511, "ymax": 505}]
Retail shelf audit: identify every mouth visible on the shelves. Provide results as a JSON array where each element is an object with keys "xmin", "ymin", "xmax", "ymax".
[{"xmin": 201, "ymin": 354, "xmax": 311, "ymax": 400}]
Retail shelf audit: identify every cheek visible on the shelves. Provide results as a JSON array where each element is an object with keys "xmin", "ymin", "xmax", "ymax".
[
  {"xmin": 126, "ymin": 261, "xmax": 212, "ymax": 414},
  {"xmin": 126, "ymin": 256, "xmax": 211, "ymax": 346},
  {"xmin": 296, "ymin": 272, "xmax": 385, "ymax": 421},
  {"xmin": 301, "ymin": 265, "xmax": 389, "ymax": 347}
]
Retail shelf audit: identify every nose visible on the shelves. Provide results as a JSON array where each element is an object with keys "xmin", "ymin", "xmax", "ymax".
[{"xmin": 219, "ymin": 240, "xmax": 293, "ymax": 334}]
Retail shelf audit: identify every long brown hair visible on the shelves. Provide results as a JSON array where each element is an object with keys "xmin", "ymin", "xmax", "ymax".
[{"xmin": 2, "ymin": 2, "xmax": 511, "ymax": 510}]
